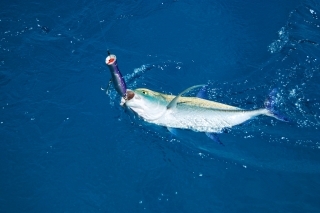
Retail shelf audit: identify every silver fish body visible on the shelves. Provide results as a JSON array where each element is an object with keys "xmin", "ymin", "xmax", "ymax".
[{"xmin": 124, "ymin": 87, "xmax": 276, "ymax": 133}]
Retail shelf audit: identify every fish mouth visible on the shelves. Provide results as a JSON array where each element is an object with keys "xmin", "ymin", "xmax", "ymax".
[{"xmin": 125, "ymin": 90, "xmax": 135, "ymax": 101}]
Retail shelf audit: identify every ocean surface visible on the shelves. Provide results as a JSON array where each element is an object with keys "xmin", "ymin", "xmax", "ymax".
[{"xmin": 1, "ymin": 0, "xmax": 320, "ymax": 212}]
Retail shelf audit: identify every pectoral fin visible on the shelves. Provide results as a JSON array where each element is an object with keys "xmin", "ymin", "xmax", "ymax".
[
  {"xmin": 167, "ymin": 84, "xmax": 206, "ymax": 110},
  {"xmin": 150, "ymin": 84, "xmax": 206, "ymax": 121}
]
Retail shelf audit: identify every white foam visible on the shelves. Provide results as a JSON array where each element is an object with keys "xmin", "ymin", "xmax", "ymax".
[{"xmin": 268, "ymin": 27, "xmax": 289, "ymax": 53}]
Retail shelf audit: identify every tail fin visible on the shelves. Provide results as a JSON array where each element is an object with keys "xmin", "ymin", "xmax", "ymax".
[{"xmin": 264, "ymin": 89, "xmax": 289, "ymax": 122}]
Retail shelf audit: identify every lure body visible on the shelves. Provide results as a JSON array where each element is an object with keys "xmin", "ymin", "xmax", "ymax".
[{"xmin": 106, "ymin": 54, "xmax": 127, "ymax": 97}]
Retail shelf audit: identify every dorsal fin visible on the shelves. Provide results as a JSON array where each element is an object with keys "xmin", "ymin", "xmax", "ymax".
[{"xmin": 167, "ymin": 85, "xmax": 206, "ymax": 110}]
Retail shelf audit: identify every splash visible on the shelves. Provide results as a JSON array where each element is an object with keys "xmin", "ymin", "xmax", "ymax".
[
  {"xmin": 268, "ymin": 27, "xmax": 289, "ymax": 53},
  {"xmin": 124, "ymin": 64, "xmax": 152, "ymax": 88}
]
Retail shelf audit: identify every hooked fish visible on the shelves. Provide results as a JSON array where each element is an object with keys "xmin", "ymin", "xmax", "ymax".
[{"xmin": 123, "ymin": 85, "xmax": 287, "ymax": 142}]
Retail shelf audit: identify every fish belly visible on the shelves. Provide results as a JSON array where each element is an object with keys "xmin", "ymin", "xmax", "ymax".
[{"xmin": 153, "ymin": 106, "xmax": 267, "ymax": 133}]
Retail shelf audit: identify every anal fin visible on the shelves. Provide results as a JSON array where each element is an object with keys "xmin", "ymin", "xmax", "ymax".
[
  {"xmin": 167, "ymin": 127, "xmax": 178, "ymax": 136},
  {"xmin": 205, "ymin": 132, "xmax": 224, "ymax": 146}
]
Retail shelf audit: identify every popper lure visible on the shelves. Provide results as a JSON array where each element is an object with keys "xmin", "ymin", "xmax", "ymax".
[{"xmin": 105, "ymin": 52, "xmax": 127, "ymax": 98}]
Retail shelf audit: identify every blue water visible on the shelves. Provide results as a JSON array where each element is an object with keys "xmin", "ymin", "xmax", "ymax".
[{"xmin": 1, "ymin": 0, "xmax": 320, "ymax": 212}]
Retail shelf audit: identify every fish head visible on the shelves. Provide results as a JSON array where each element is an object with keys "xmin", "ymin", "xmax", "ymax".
[{"xmin": 124, "ymin": 88, "xmax": 167, "ymax": 120}]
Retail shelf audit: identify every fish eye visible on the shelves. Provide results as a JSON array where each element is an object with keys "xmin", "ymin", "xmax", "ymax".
[{"xmin": 142, "ymin": 90, "xmax": 147, "ymax": 95}]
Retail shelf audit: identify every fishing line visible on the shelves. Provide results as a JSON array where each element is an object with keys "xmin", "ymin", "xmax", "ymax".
[
  {"xmin": 92, "ymin": 0, "xmax": 114, "ymax": 96},
  {"xmin": 92, "ymin": 0, "xmax": 108, "ymax": 48},
  {"xmin": 91, "ymin": 1, "xmax": 152, "ymax": 99}
]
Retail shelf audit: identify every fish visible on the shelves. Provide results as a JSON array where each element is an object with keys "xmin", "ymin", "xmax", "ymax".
[
  {"xmin": 123, "ymin": 85, "xmax": 287, "ymax": 141},
  {"xmin": 105, "ymin": 53, "xmax": 127, "ymax": 98}
]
